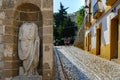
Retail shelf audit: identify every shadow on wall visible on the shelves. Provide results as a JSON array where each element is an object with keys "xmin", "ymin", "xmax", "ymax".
[{"xmin": 74, "ymin": 23, "xmax": 84, "ymax": 50}]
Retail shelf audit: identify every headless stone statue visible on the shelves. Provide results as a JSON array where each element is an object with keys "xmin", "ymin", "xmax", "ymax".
[{"xmin": 18, "ymin": 22, "xmax": 40, "ymax": 76}]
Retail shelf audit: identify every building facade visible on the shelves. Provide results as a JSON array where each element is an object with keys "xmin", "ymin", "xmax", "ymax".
[
  {"xmin": 0, "ymin": 0, "xmax": 53, "ymax": 80},
  {"xmin": 84, "ymin": 0, "xmax": 120, "ymax": 63}
]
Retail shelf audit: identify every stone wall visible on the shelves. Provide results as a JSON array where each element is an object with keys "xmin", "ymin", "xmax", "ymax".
[
  {"xmin": 74, "ymin": 23, "xmax": 85, "ymax": 50},
  {"xmin": 0, "ymin": 11, "xmax": 5, "ymax": 80},
  {"xmin": 0, "ymin": 0, "xmax": 53, "ymax": 80}
]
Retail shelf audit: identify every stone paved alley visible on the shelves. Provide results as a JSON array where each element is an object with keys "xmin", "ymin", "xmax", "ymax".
[{"xmin": 54, "ymin": 46, "xmax": 120, "ymax": 80}]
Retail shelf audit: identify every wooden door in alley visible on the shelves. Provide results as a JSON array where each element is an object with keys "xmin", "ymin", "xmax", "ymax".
[
  {"xmin": 96, "ymin": 25, "xmax": 101, "ymax": 55},
  {"xmin": 88, "ymin": 32, "xmax": 91, "ymax": 51},
  {"xmin": 110, "ymin": 16, "xmax": 118, "ymax": 59}
]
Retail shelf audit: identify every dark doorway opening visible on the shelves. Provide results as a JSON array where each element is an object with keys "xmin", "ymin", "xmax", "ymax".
[
  {"xmin": 96, "ymin": 24, "xmax": 102, "ymax": 55},
  {"xmin": 110, "ymin": 16, "xmax": 119, "ymax": 60}
]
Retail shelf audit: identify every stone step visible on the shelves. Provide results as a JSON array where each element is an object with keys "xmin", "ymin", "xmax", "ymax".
[{"xmin": 12, "ymin": 76, "xmax": 42, "ymax": 80}]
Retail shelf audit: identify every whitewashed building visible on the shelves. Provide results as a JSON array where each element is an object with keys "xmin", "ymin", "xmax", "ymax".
[{"xmin": 84, "ymin": 0, "xmax": 120, "ymax": 63}]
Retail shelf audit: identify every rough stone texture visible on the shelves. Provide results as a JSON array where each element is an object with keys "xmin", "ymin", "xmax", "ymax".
[
  {"xmin": 4, "ymin": 61, "xmax": 20, "ymax": 69},
  {"xmin": 0, "ymin": 44, "xmax": 4, "ymax": 53},
  {"xmin": 3, "ymin": 19, "xmax": 13, "ymax": 25},
  {"xmin": 0, "ymin": 0, "xmax": 53, "ymax": 79},
  {"xmin": 42, "ymin": 0, "xmax": 52, "ymax": 8},
  {"xmin": 74, "ymin": 23, "xmax": 85, "ymax": 49},
  {"xmin": 0, "ymin": 25, "xmax": 5, "ymax": 35},
  {"xmin": 3, "ymin": 69, "xmax": 19, "ymax": 78},
  {"xmin": 43, "ymin": 35, "xmax": 53, "ymax": 43},
  {"xmin": 0, "ymin": 12, "xmax": 5, "ymax": 20},
  {"xmin": 42, "ymin": 11, "xmax": 53, "ymax": 19},
  {"xmin": 20, "ymin": 12, "xmax": 39, "ymax": 21},
  {"xmin": 12, "ymin": 76, "xmax": 42, "ymax": 80},
  {"xmin": 54, "ymin": 47, "xmax": 89, "ymax": 80},
  {"xmin": 54, "ymin": 46, "xmax": 120, "ymax": 80},
  {"xmin": 43, "ymin": 26, "xmax": 53, "ymax": 34}
]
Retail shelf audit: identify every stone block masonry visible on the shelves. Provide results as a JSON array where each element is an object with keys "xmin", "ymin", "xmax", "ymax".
[{"xmin": 0, "ymin": 0, "xmax": 53, "ymax": 80}]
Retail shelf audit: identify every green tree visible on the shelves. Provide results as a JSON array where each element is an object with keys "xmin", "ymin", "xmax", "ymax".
[
  {"xmin": 76, "ymin": 6, "xmax": 85, "ymax": 29},
  {"xmin": 53, "ymin": 2, "xmax": 76, "ymax": 44},
  {"xmin": 54, "ymin": 2, "xmax": 68, "ymax": 28},
  {"xmin": 54, "ymin": 2, "xmax": 69, "ymax": 39},
  {"xmin": 61, "ymin": 17, "xmax": 75, "ymax": 38}
]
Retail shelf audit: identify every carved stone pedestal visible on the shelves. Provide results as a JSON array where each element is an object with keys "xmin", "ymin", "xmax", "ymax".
[{"xmin": 12, "ymin": 76, "xmax": 42, "ymax": 80}]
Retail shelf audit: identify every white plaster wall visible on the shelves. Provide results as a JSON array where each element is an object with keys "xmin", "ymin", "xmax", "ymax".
[
  {"xmin": 85, "ymin": 1, "xmax": 120, "ymax": 49},
  {"xmin": 101, "ymin": 16, "xmax": 110, "ymax": 46},
  {"xmin": 91, "ymin": 26, "xmax": 96, "ymax": 49},
  {"xmin": 102, "ymin": 0, "xmax": 106, "ymax": 9}
]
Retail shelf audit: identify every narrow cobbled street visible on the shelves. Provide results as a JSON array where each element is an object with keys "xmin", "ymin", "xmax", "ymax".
[{"xmin": 54, "ymin": 46, "xmax": 120, "ymax": 80}]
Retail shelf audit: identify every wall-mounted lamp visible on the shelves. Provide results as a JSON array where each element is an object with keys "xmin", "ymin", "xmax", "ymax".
[
  {"xmin": 88, "ymin": 12, "xmax": 92, "ymax": 15},
  {"xmin": 85, "ymin": 5, "xmax": 89, "ymax": 9},
  {"xmin": 85, "ymin": 5, "xmax": 92, "ymax": 15},
  {"xmin": 111, "ymin": 7, "xmax": 116, "ymax": 13},
  {"xmin": 86, "ymin": 11, "xmax": 92, "ymax": 15}
]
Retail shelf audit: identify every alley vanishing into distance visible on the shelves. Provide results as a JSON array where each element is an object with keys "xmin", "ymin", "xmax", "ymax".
[{"xmin": 54, "ymin": 46, "xmax": 120, "ymax": 80}]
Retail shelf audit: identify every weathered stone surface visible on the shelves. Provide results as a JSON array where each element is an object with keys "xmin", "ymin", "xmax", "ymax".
[
  {"xmin": 54, "ymin": 46, "xmax": 120, "ymax": 80},
  {"xmin": 0, "ymin": 12, "xmax": 5, "ymax": 20},
  {"xmin": 3, "ymin": 19, "xmax": 13, "ymax": 25},
  {"xmin": 4, "ymin": 35, "xmax": 15, "ymax": 43},
  {"xmin": 43, "ymin": 69, "xmax": 52, "ymax": 80},
  {"xmin": 3, "ymin": 69, "xmax": 18, "ymax": 77},
  {"xmin": 43, "ymin": 44, "xmax": 53, "ymax": 52},
  {"xmin": 12, "ymin": 76, "xmax": 42, "ymax": 80},
  {"xmin": 0, "ymin": 62, "xmax": 4, "ymax": 69},
  {"xmin": 20, "ymin": 12, "xmax": 39, "ymax": 21},
  {"xmin": 5, "ymin": 26, "xmax": 15, "ymax": 35},
  {"xmin": 4, "ymin": 61, "xmax": 20, "ymax": 69},
  {"xmin": 18, "ymin": 22, "xmax": 40, "ymax": 76},
  {"xmin": 54, "ymin": 47, "xmax": 89, "ymax": 80},
  {"xmin": 4, "ymin": 43, "xmax": 19, "ymax": 60},
  {"xmin": 0, "ymin": 20, "xmax": 3, "ymax": 25},
  {"xmin": 42, "ymin": 0, "xmax": 52, "ymax": 8},
  {"xmin": 43, "ymin": 27, "xmax": 53, "ymax": 34},
  {"xmin": 42, "ymin": 11, "xmax": 53, "ymax": 19},
  {"xmin": 0, "ymin": 35, "xmax": 3, "ymax": 44},
  {"xmin": 43, "ymin": 35, "xmax": 53, "ymax": 43},
  {"xmin": 2, "ymin": 0, "xmax": 15, "ymax": 9},
  {"xmin": 43, "ymin": 19, "xmax": 53, "ymax": 26},
  {"xmin": 74, "ymin": 23, "xmax": 84, "ymax": 49},
  {"xmin": 0, "ymin": 44, "xmax": 4, "ymax": 53},
  {"xmin": 0, "ymin": 25, "xmax": 5, "ymax": 35},
  {"xmin": 5, "ymin": 9, "xmax": 14, "ymax": 19},
  {"xmin": 0, "ymin": 0, "xmax": 53, "ymax": 79}
]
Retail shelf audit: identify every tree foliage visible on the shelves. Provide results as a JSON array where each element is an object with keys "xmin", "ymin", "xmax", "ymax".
[
  {"xmin": 76, "ymin": 6, "xmax": 85, "ymax": 29},
  {"xmin": 54, "ymin": 3, "xmax": 76, "ymax": 41}
]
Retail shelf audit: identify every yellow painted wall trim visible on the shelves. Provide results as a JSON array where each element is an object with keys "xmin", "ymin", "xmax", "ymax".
[
  {"xmin": 91, "ymin": 48, "xmax": 96, "ymax": 55},
  {"xmin": 100, "ymin": 44, "xmax": 110, "ymax": 60}
]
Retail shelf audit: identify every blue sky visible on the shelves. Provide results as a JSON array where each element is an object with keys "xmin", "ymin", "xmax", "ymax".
[{"xmin": 53, "ymin": 0, "xmax": 85, "ymax": 13}]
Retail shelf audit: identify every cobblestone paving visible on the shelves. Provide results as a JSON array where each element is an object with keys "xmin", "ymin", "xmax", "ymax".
[
  {"xmin": 54, "ymin": 47, "xmax": 89, "ymax": 80},
  {"xmin": 54, "ymin": 46, "xmax": 120, "ymax": 80}
]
